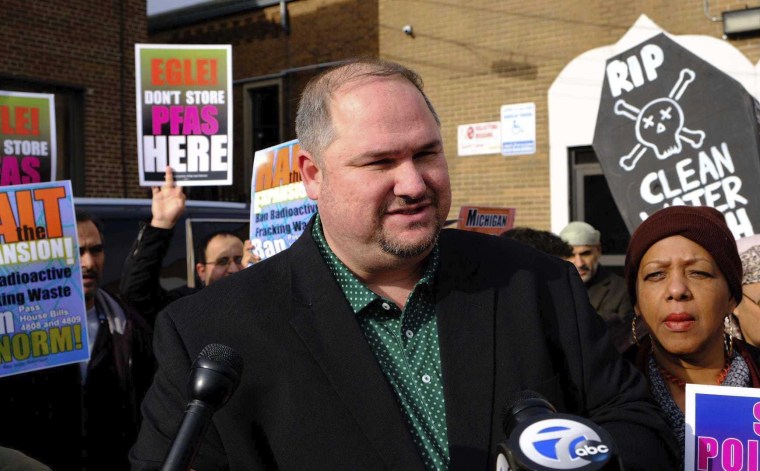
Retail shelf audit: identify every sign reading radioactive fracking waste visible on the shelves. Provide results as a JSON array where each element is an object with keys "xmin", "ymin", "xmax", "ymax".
[
  {"xmin": 593, "ymin": 33, "xmax": 760, "ymax": 238},
  {"xmin": 0, "ymin": 180, "xmax": 88, "ymax": 377},
  {"xmin": 135, "ymin": 44, "xmax": 233, "ymax": 186},
  {"xmin": 250, "ymin": 140, "xmax": 315, "ymax": 260}
]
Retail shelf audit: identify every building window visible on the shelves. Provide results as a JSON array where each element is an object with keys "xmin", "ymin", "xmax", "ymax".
[
  {"xmin": 249, "ymin": 82, "xmax": 282, "ymax": 154},
  {"xmin": 0, "ymin": 78, "xmax": 85, "ymax": 194},
  {"xmin": 568, "ymin": 146, "xmax": 629, "ymax": 272}
]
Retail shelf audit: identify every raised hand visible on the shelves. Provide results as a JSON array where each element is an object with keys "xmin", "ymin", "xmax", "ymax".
[{"xmin": 151, "ymin": 166, "xmax": 186, "ymax": 229}]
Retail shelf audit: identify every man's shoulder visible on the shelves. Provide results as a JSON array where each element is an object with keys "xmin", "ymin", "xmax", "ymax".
[
  {"xmin": 161, "ymin": 241, "xmax": 300, "ymax": 317},
  {"xmin": 437, "ymin": 229, "xmax": 571, "ymax": 284},
  {"xmin": 590, "ymin": 265, "xmax": 626, "ymax": 289},
  {"xmin": 439, "ymin": 229, "xmax": 568, "ymax": 265}
]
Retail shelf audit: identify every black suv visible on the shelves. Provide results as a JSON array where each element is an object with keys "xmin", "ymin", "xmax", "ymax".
[{"xmin": 73, "ymin": 197, "xmax": 250, "ymax": 293}]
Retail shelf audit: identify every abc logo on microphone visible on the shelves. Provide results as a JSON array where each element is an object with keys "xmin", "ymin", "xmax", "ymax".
[{"xmin": 513, "ymin": 417, "xmax": 615, "ymax": 470}]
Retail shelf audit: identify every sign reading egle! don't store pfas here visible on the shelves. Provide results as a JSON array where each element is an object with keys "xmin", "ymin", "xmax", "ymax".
[{"xmin": 135, "ymin": 44, "xmax": 233, "ymax": 186}]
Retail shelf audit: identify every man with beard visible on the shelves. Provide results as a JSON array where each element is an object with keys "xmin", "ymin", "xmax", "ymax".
[
  {"xmin": 130, "ymin": 58, "xmax": 675, "ymax": 470},
  {"xmin": 119, "ymin": 167, "xmax": 255, "ymax": 325},
  {"xmin": 0, "ymin": 211, "xmax": 154, "ymax": 470},
  {"xmin": 559, "ymin": 221, "xmax": 634, "ymax": 351}
]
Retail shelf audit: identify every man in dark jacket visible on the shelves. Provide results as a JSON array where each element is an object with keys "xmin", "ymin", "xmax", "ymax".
[
  {"xmin": 560, "ymin": 221, "xmax": 634, "ymax": 351},
  {"xmin": 0, "ymin": 211, "xmax": 154, "ymax": 470},
  {"xmin": 119, "ymin": 167, "xmax": 251, "ymax": 325},
  {"xmin": 130, "ymin": 58, "xmax": 676, "ymax": 470}
]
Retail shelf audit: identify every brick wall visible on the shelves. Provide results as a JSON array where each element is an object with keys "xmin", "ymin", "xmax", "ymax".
[
  {"xmin": 0, "ymin": 0, "xmax": 148, "ymax": 197},
  {"xmin": 4, "ymin": 0, "xmax": 759, "ymax": 209},
  {"xmin": 149, "ymin": 0, "xmax": 379, "ymax": 201},
  {"xmin": 379, "ymin": 0, "xmax": 760, "ymax": 229}
]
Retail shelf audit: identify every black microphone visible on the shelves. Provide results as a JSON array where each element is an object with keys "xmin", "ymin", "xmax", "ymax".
[
  {"xmin": 161, "ymin": 343, "xmax": 244, "ymax": 471},
  {"xmin": 495, "ymin": 391, "xmax": 622, "ymax": 471}
]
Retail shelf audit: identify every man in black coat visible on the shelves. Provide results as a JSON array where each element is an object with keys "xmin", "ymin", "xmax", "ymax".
[
  {"xmin": 119, "ymin": 167, "xmax": 250, "ymax": 325},
  {"xmin": 130, "ymin": 58, "xmax": 676, "ymax": 470},
  {"xmin": 0, "ymin": 212, "xmax": 154, "ymax": 470},
  {"xmin": 560, "ymin": 221, "xmax": 634, "ymax": 352}
]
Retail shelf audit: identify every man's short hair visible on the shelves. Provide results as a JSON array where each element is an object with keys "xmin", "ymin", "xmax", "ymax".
[
  {"xmin": 559, "ymin": 221, "xmax": 600, "ymax": 246},
  {"xmin": 75, "ymin": 210, "xmax": 105, "ymax": 244},
  {"xmin": 501, "ymin": 227, "xmax": 573, "ymax": 258},
  {"xmin": 195, "ymin": 230, "xmax": 241, "ymax": 264},
  {"xmin": 295, "ymin": 57, "xmax": 440, "ymax": 162}
]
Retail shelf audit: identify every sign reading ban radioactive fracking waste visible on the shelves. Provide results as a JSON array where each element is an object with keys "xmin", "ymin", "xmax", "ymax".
[
  {"xmin": 0, "ymin": 180, "xmax": 88, "ymax": 377},
  {"xmin": 250, "ymin": 140, "xmax": 316, "ymax": 260},
  {"xmin": 0, "ymin": 91, "xmax": 56, "ymax": 185},
  {"xmin": 593, "ymin": 33, "xmax": 760, "ymax": 238},
  {"xmin": 135, "ymin": 44, "xmax": 233, "ymax": 186}
]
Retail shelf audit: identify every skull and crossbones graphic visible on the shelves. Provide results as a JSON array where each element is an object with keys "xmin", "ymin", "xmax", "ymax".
[{"xmin": 614, "ymin": 68, "xmax": 705, "ymax": 171}]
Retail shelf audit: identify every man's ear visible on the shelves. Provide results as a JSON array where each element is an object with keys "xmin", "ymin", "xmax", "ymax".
[
  {"xmin": 298, "ymin": 149, "xmax": 322, "ymax": 200},
  {"xmin": 195, "ymin": 263, "xmax": 206, "ymax": 283}
]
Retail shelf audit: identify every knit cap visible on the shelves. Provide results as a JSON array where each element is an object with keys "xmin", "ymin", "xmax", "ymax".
[{"xmin": 624, "ymin": 206, "xmax": 742, "ymax": 305}]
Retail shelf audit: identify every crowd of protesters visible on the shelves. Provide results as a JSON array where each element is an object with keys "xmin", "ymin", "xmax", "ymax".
[{"xmin": 3, "ymin": 58, "xmax": 760, "ymax": 470}]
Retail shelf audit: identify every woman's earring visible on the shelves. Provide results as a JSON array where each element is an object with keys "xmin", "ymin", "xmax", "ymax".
[
  {"xmin": 725, "ymin": 314, "xmax": 735, "ymax": 358},
  {"xmin": 632, "ymin": 315, "xmax": 640, "ymax": 346}
]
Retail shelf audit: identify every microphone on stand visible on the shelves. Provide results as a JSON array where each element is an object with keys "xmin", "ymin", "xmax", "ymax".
[
  {"xmin": 161, "ymin": 343, "xmax": 244, "ymax": 471},
  {"xmin": 494, "ymin": 391, "xmax": 622, "ymax": 471}
]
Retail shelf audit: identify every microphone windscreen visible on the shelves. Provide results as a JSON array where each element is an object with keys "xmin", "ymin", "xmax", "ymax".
[
  {"xmin": 198, "ymin": 343, "xmax": 244, "ymax": 377},
  {"xmin": 502, "ymin": 390, "xmax": 556, "ymax": 436}
]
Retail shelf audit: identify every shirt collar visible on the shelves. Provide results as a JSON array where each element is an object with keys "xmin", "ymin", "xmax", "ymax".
[{"xmin": 312, "ymin": 213, "xmax": 439, "ymax": 314}]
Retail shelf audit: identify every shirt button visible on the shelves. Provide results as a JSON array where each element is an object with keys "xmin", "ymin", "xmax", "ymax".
[
  {"xmin": 381, "ymin": 302, "xmax": 391, "ymax": 310},
  {"xmin": 422, "ymin": 374, "xmax": 431, "ymax": 384},
  {"xmin": 405, "ymin": 330, "xmax": 414, "ymax": 339}
]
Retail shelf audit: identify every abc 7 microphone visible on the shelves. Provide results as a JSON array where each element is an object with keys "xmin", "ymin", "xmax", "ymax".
[
  {"xmin": 161, "ymin": 343, "xmax": 244, "ymax": 471},
  {"xmin": 494, "ymin": 391, "xmax": 623, "ymax": 471}
]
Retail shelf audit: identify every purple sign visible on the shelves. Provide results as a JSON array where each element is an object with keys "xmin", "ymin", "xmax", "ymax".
[{"xmin": 686, "ymin": 384, "xmax": 760, "ymax": 470}]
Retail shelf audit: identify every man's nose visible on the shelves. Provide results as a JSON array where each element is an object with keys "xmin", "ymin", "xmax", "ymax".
[
  {"xmin": 227, "ymin": 260, "xmax": 242, "ymax": 273},
  {"xmin": 394, "ymin": 160, "xmax": 426, "ymax": 199},
  {"xmin": 572, "ymin": 254, "xmax": 584, "ymax": 268},
  {"xmin": 80, "ymin": 251, "xmax": 94, "ymax": 269}
]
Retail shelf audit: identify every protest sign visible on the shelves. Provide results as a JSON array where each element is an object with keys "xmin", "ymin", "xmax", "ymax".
[
  {"xmin": 685, "ymin": 384, "xmax": 760, "ymax": 470},
  {"xmin": 0, "ymin": 91, "xmax": 56, "ymax": 185},
  {"xmin": 0, "ymin": 180, "xmax": 87, "ymax": 377},
  {"xmin": 456, "ymin": 206, "xmax": 516, "ymax": 235},
  {"xmin": 593, "ymin": 33, "xmax": 760, "ymax": 238},
  {"xmin": 135, "ymin": 44, "xmax": 233, "ymax": 186},
  {"xmin": 250, "ymin": 140, "xmax": 315, "ymax": 260}
]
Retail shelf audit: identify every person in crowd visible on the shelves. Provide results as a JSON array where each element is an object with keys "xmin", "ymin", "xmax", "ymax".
[
  {"xmin": 0, "ymin": 211, "xmax": 154, "ymax": 470},
  {"xmin": 130, "ymin": 58, "xmax": 675, "ymax": 470},
  {"xmin": 500, "ymin": 226, "xmax": 573, "ymax": 258},
  {"xmin": 119, "ymin": 167, "xmax": 255, "ymax": 324},
  {"xmin": 730, "ymin": 243, "xmax": 760, "ymax": 346},
  {"xmin": 624, "ymin": 205, "xmax": 760, "ymax": 458},
  {"xmin": 560, "ymin": 220, "xmax": 634, "ymax": 351}
]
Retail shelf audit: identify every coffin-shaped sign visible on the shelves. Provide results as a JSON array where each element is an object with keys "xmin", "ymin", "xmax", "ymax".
[{"xmin": 593, "ymin": 33, "xmax": 760, "ymax": 238}]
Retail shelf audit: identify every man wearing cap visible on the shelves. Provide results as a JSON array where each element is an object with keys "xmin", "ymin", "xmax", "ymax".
[{"xmin": 560, "ymin": 221, "xmax": 633, "ymax": 351}]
